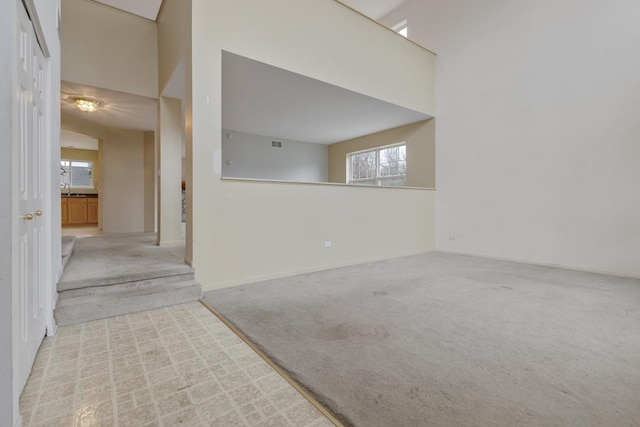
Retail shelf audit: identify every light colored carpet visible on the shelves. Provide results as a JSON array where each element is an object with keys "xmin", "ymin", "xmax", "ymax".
[
  {"xmin": 56, "ymin": 233, "xmax": 200, "ymax": 325},
  {"xmin": 203, "ymin": 252, "xmax": 640, "ymax": 427},
  {"xmin": 58, "ymin": 233, "xmax": 191, "ymax": 291}
]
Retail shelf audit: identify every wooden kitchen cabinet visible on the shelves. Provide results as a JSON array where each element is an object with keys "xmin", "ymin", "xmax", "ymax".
[
  {"xmin": 87, "ymin": 198, "xmax": 99, "ymax": 224},
  {"xmin": 61, "ymin": 197, "xmax": 69, "ymax": 225},
  {"xmin": 62, "ymin": 196, "xmax": 99, "ymax": 226},
  {"xmin": 68, "ymin": 198, "xmax": 88, "ymax": 224}
]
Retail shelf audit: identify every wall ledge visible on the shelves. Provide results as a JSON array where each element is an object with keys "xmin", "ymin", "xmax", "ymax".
[{"xmin": 221, "ymin": 176, "xmax": 436, "ymax": 191}]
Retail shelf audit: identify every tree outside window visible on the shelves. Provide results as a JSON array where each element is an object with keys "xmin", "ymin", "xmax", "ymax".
[
  {"xmin": 348, "ymin": 144, "xmax": 406, "ymax": 186},
  {"xmin": 60, "ymin": 160, "xmax": 93, "ymax": 188}
]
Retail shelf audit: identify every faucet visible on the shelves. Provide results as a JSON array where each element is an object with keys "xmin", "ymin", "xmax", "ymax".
[{"xmin": 61, "ymin": 182, "xmax": 71, "ymax": 196}]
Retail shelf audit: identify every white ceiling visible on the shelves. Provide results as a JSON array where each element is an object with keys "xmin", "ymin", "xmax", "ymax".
[
  {"xmin": 61, "ymin": 129, "xmax": 99, "ymax": 150},
  {"xmin": 222, "ymin": 52, "xmax": 430, "ymax": 145},
  {"xmin": 90, "ymin": 0, "xmax": 163, "ymax": 21},
  {"xmin": 89, "ymin": 0, "xmax": 407, "ymax": 23},
  {"xmin": 62, "ymin": 1, "xmax": 414, "ymax": 141},
  {"xmin": 61, "ymin": 81, "xmax": 157, "ymax": 131},
  {"xmin": 338, "ymin": 0, "xmax": 408, "ymax": 20}
]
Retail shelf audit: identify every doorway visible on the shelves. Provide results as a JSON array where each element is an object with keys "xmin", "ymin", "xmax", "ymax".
[{"xmin": 13, "ymin": 0, "xmax": 50, "ymax": 395}]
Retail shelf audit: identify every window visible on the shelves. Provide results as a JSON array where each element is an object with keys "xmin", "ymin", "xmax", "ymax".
[
  {"xmin": 392, "ymin": 19, "xmax": 408, "ymax": 38},
  {"xmin": 348, "ymin": 143, "xmax": 406, "ymax": 186},
  {"xmin": 61, "ymin": 160, "xmax": 93, "ymax": 188}
]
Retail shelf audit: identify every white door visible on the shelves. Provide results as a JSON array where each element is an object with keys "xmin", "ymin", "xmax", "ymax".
[{"xmin": 14, "ymin": 0, "xmax": 48, "ymax": 394}]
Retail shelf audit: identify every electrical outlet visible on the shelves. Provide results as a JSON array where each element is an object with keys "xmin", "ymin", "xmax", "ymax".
[{"xmin": 324, "ymin": 241, "xmax": 332, "ymax": 247}]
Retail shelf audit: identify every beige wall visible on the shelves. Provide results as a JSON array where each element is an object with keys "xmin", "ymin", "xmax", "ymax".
[
  {"xmin": 157, "ymin": 97, "xmax": 184, "ymax": 244},
  {"xmin": 328, "ymin": 119, "xmax": 435, "ymax": 188},
  {"xmin": 60, "ymin": 147, "xmax": 100, "ymax": 192},
  {"xmin": 143, "ymin": 131, "xmax": 156, "ymax": 233},
  {"xmin": 383, "ymin": 0, "xmax": 640, "ymax": 278},
  {"xmin": 61, "ymin": 0, "xmax": 158, "ymax": 98},
  {"xmin": 210, "ymin": 181, "xmax": 435, "ymax": 288},
  {"xmin": 162, "ymin": 0, "xmax": 438, "ymax": 290},
  {"xmin": 61, "ymin": 115, "xmax": 150, "ymax": 234},
  {"xmin": 157, "ymin": 0, "xmax": 191, "ymax": 95}
]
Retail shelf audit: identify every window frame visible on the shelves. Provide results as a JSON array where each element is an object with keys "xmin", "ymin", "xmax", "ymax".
[
  {"xmin": 392, "ymin": 19, "xmax": 408, "ymax": 38},
  {"xmin": 60, "ymin": 159, "xmax": 94, "ymax": 189},
  {"xmin": 347, "ymin": 142, "xmax": 407, "ymax": 187}
]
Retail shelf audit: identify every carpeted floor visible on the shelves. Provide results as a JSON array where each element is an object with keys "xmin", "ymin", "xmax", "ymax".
[
  {"xmin": 203, "ymin": 252, "xmax": 640, "ymax": 427},
  {"xmin": 59, "ymin": 233, "xmax": 189, "ymax": 291}
]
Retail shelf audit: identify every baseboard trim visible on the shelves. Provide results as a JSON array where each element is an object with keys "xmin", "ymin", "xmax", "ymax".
[
  {"xmin": 199, "ymin": 300, "xmax": 345, "ymax": 427},
  {"xmin": 14, "ymin": 413, "xmax": 22, "ymax": 427},
  {"xmin": 46, "ymin": 322, "xmax": 57, "ymax": 337},
  {"xmin": 436, "ymin": 248, "xmax": 640, "ymax": 280},
  {"xmin": 156, "ymin": 239, "xmax": 184, "ymax": 247},
  {"xmin": 200, "ymin": 248, "xmax": 436, "ymax": 291}
]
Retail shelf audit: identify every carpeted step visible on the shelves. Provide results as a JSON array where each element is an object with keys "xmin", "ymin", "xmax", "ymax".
[
  {"xmin": 61, "ymin": 236, "xmax": 76, "ymax": 270},
  {"xmin": 60, "ymin": 271, "xmax": 195, "ymax": 298},
  {"xmin": 54, "ymin": 279, "xmax": 202, "ymax": 326},
  {"xmin": 57, "ymin": 264, "xmax": 195, "ymax": 292}
]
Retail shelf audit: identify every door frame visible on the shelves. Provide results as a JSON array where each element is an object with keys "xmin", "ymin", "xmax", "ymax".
[{"xmin": 7, "ymin": 1, "xmax": 57, "ymax": 426}]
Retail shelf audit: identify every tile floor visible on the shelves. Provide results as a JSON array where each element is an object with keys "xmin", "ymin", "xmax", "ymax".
[
  {"xmin": 20, "ymin": 302, "xmax": 334, "ymax": 427},
  {"xmin": 61, "ymin": 227, "xmax": 102, "ymax": 238}
]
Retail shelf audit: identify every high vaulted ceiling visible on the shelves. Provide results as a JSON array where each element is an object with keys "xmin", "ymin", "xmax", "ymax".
[
  {"xmin": 61, "ymin": 81, "xmax": 158, "ymax": 131},
  {"xmin": 62, "ymin": 0, "xmax": 412, "ymax": 135},
  {"xmin": 90, "ymin": 0, "xmax": 163, "ymax": 21},
  {"xmin": 340, "ymin": 0, "xmax": 408, "ymax": 20},
  {"xmin": 222, "ymin": 52, "xmax": 430, "ymax": 144},
  {"xmin": 88, "ymin": 0, "xmax": 407, "ymax": 22}
]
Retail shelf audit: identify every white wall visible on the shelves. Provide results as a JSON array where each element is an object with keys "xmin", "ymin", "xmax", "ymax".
[
  {"xmin": 222, "ymin": 130, "xmax": 328, "ymax": 182},
  {"xmin": 101, "ymin": 132, "xmax": 145, "ymax": 234},
  {"xmin": 383, "ymin": 0, "xmax": 640, "ymax": 278},
  {"xmin": 1, "ymin": 3, "xmax": 16, "ymax": 424},
  {"xmin": 143, "ymin": 131, "xmax": 156, "ymax": 233},
  {"xmin": 169, "ymin": 0, "xmax": 437, "ymax": 289},
  {"xmin": 61, "ymin": 0, "xmax": 158, "ymax": 98}
]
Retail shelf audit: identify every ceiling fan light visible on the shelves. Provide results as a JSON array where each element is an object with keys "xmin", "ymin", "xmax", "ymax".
[{"xmin": 74, "ymin": 97, "xmax": 100, "ymax": 113}]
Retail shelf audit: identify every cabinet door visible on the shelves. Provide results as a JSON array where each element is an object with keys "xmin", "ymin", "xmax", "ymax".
[
  {"xmin": 61, "ymin": 198, "xmax": 69, "ymax": 226},
  {"xmin": 68, "ymin": 198, "xmax": 88, "ymax": 224},
  {"xmin": 87, "ymin": 198, "xmax": 99, "ymax": 224}
]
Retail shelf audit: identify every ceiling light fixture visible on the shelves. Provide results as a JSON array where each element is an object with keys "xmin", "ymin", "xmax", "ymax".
[{"xmin": 74, "ymin": 97, "xmax": 100, "ymax": 113}]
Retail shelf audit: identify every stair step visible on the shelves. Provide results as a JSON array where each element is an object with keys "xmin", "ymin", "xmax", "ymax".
[
  {"xmin": 60, "ymin": 272, "xmax": 195, "ymax": 299},
  {"xmin": 61, "ymin": 236, "xmax": 76, "ymax": 270},
  {"xmin": 55, "ymin": 280, "xmax": 202, "ymax": 326},
  {"xmin": 58, "ymin": 264, "xmax": 194, "ymax": 292}
]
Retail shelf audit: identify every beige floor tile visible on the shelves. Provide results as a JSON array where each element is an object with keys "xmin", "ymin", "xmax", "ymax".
[
  {"xmin": 282, "ymin": 400, "xmax": 325, "ymax": 426},
  {"xmin": 207, "ymin": 409, "xmax": 247, "ymax": 427},
  {"xmin": 117, "ymin": 402, "xmax": 158, "ymax": 425},
  {"xmin": 254, "ymin": 413, "xmax": 293, "ymax": 427},
  {"xmin": 196, "ymin": 395, "xmax": 235, "ymax": 421},
  {"xmin": 188, "ymin": 380, "xmax": 222, "ymax": 403},
  {"xmin": 73, "ymin": 399, "xmax": 114, "ymax": 426},
  {"xmin": 156, "ymin": 390, "xmax": 192, "ymax": 417},
  {"xmin": 18, "ymin": 303, "xmax": 334, "ymax": 427},
  {"xmin": 162, "ymin": 407, "xmax": 203, "ymax": 426}
]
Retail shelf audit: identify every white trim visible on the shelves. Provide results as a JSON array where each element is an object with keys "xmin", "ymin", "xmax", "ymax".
[
  {"xmin": 436, "ymin": 248, "xmax": 640, "ymax": 281},
  {"xmin": 347, "ymin": 142, "xmax": 407, "ymax": 185},
  {"xmin": 220, "ymin": 176, "xmax": 434, "ymax": 191},
  {"xmin": 391, "ymin": 19, "xmax": 408, "ymax": 37},
  {"xmin": 14, "ymin": 414, "xmax": 22, "ymax": 427},
  {"xmin": 201, "ymin": 249, "xmax": 436, "ymax": 291},
  {"xmin": 46, "ymin": 323, "xmax": 57, "ymax": 337},
  {"xmin": 21, "ymin": 0, "xmax": 50, "ymax": 57},
  {"xmin": 347, "ymin": 140, "xmax": 406, "ymax": 157}
]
